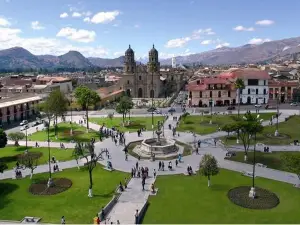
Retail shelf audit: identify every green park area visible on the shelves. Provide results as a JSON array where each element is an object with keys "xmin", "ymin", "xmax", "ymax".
[
  {"xmin": 223, "ymin": 115, "xmax": 300, "ymax": 145},
  {"xmin": 89, "ymin": 116, "xmax": 164, "ymax": 132},
  {"xmin": 0, "ymin": 146, "xmax": 74, "ymax": 170},
  {"xmin": 28, "ymin": 123, "xmax": 99, "ymax": 143},
  {"xmin": 226, "ymin": 151, "xmax": 300, "ymax": 172},
  {"xmin": 143, "ymin": 169, "xmax": 300, "ymax": 224},
  {"xmin": 0, "ymin": 167, "xmax": 126, "ymax": 224},
  {"xmin": 177, "ymin": 113, "xmax": 275, "ymax": 135}
]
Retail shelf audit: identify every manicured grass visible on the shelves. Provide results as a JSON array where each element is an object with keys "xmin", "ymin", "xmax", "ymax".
[
  {"xmin": 28, "ymin": 123, "xmax": 99, "ymax": 143},
  {"xmin": 0, "ymin": 167, "xmax": 127, "ymax": 223},
  {"xmin": 0, "ymin": 146, "xmax": 74, "ymax": 170},
  {"xmin": 226, "ymin": 151, "xmax": 300, "ymax": 173},
  {"xmin": 177, "ymin": 113, "xmax": 275, "ymax": 135},
  {"xmin": 89, "ymin": 116, "xmax": 164, "ymax": 132},
  {"xmin": 143, "ymin": 169, "xmax": 300, "ymax": 224},
  {"xmin": 223, "ymin": 115, "xmax": 300, "ymax": 145}
]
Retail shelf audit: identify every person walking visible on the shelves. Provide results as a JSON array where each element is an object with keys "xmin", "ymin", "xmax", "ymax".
[
  {"xmin": 135, "ymin": 210, "xmax": 139, "ymax": 224},
  {"xmin": 61, "ymin": 216, "xmax": 65, "ymax": 224}
]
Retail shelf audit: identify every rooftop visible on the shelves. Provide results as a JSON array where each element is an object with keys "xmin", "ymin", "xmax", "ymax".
[{"xmin": 0, "ymin": 94, "xmax": 42, "ymax": 108}]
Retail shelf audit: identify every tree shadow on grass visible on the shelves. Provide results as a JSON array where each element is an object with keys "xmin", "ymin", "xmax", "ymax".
[
  {"xmin": 210, "ymin": 184, "xmax": 231, "ymax": 192},
  {"xmin": 0, "ymin": 183, "xmax": 19, "ymax": 210},
  {"xmin": 93, "ymin": 190, "xmax": 115, "ymax": 198},
  {"xmin": 0, "ymin": 155, "xmax": 18, "ymax": 164}
]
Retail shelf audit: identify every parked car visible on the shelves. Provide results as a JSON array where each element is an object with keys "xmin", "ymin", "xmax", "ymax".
[
  {"xmin": 227, "ymin": 106, "xmax": 236, "ymax": 110},
  {"xmin": 20, "ymin": 120, "xmax": 28, "ymax": 126},
  {"xmin": 20, "ymin": 125, "xmax": 29, "ymax": 131},
  {"xmin": 254, "ymin": 104, "xmax": 262, "ymax": 108},
  {"xmin": 290, "ymin": 102, "xmax": 298, "ymax": 106},
  {"xmin": 155, "ymin": 109, "xmax": 162, "ymax": 114},
  {"xmin": 147, "ymin": 107, "xmax": 157, "ymax": 112},
  {"xmin": 31, "ymin": 121, "xmax": 41, "ymax": 127},
  {"xmin": 168, "ymin": 108, "xmax": 176, "ymax": 113}
]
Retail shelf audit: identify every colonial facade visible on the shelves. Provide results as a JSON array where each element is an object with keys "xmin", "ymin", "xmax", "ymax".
[
  {"xmin": 186, "ymin": 77, "xmax": 236, "ymax": 107},
  {"xmin": 219, "ymin": 68, "xmax": 270, "ymax": 104},
  {"xmin": 121, "ymin": 45, "xmax": 161, "ymax": 98},
  {"xmin": 268, "ymin": 80, "xmax": 298, "ymax": 103}
]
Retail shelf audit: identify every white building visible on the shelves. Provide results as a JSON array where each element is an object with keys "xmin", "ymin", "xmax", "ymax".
[
  {"xmin": 172, "ymin": 57, "xmax": 176, "ymax": 68},
  {"xmin": 219, "ymin": 68, "xmax": 271, "ymax": 105}
]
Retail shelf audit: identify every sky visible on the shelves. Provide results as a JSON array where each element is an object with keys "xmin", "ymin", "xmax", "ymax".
[{"xmin": 1, "ymin": 0, "xmax": 300, "ymax": 59}]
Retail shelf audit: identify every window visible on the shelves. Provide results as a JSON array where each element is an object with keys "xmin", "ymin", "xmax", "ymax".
[
  {"xmin": 218, "ymin": 91, "xmax": 221, "ymax": 97},
  {"xmin": 248, "ymin": 89, "xmax": 250, "ymax": 94},
  {"xmin": 127, "ymin": 80, "xmax": 130, "ymax": 84},
  {"xmin": 256, "ymin": 89, "xmax": 258, "ymax": 94},
  {"xmin": 197, "ymin": 80, "xmax": 200, "ymax": 85},
  {"xmin": 263, "ymin": 89, "xmax": 266, "ymax": 95},
  {"xmin": 210, "ymin": 91, "xmax": 212, "ymax": 98},
  {"xmin": 248, "ymin": 79, "xmax": 259, "ymax": 86},
  {"xmin": 228, "ymin": 91, "xmax": 231, "ymax": 97},
  {"xmin": 199, "ymin": 91, "xmax": 202, "ymax": 98},
  {"xmin": 264, "ymin": 80, "xmax": 266, "ymax": 85},
  {"xmin": 139, "ymin": 76, "xmax": 142, "ymax": 80}
]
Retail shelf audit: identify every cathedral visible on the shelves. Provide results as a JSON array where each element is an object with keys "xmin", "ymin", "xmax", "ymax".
[{"xmin": 121, "ymin": 45, "xmax": 162, "ymax": 98}]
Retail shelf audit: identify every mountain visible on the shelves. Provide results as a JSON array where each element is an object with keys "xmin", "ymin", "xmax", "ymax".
[
  {"xmin": 88, "ymin": 56, "xmax": 125, "ymax": 67},
  {"xmin": 160, "ymin": 36, "xmax": 300, "ymax": 65},
  {"xmin": 58, "ymin": 51, "xmax": 94, "ymax": 68}
]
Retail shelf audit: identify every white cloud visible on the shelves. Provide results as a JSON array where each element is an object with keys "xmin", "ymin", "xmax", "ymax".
[
  {"xmin": 72, "ymin": 12, "xmax": 82, "ymax": 18},
  {"xmin": 248, "ymin": 38, "xmax": 271, "ymax": 45},
  {"xmin": 90, "ymin": 10, "xmax": 120, "ymax": 24},
  {"xmin": 83, "ymin": 17, "xmax": 90, "ymax": 22},
  {"xmin": 0, "ymin": 17, "xmax": 10, "ymax": 27},
  {"xmin": 165, "ymin": 37, "xmax": 191, "ymax": 48},
  {"xmin": 216, "ymin": 42, "xmax": 230, "ymax": 49},
  {"xmin": 201, "ymin": 40, "xmax": 212, "ymax": 45},
  {"xmin": 233, "ymin": 25, "xmax": 254, "ymax": 31},
  {"xmin": 0, "ymin": 27, "xmax": 21, "ymax": 42},
  {"xmin": 31, "ymin": 21, "xmax": 45, "ymax": 30},
  {"xmin": 255, "ymin": 20, "xmax": 274, "ymax": 26},
  {"xmin": 56, "ymin": 27, "xmax": 96, "ymax": 43},
  {"xmin": 191, "ymin": 28, "xmax": 215, "ymax": 39},
  {"xmin": 113, "ymin": 51, "xmax": 123, "ymax": 57},
  {"xmin": 134, "ymin": 24, "xmax": 140, "ymax": 28},
  {"xmin": 82, "ymin": 11, "xmax": 92, "ymax": 17},
  {"xmin": 185, "ymin": 49, "xmax": 190, "ymax": 53},
  {"xmin": 60, "ymin": 12, "xmax": 68, "ymax": 18}
]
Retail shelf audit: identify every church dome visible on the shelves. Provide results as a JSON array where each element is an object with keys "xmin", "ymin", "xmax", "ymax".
[
  {"xmin": 125, "ymin": 45, "xmax": 134, "ymax": 55},
  {"xmin": 149, "ymin": 44, "xmax": 158, "ymax": 55}
]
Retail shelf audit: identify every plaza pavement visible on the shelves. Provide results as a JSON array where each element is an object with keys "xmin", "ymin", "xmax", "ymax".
[{"xmin": 1, "ymin": 110, "xmax": 300, "ymax": 223}]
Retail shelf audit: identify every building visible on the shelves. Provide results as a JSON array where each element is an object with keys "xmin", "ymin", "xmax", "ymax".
[
  {"xmin": 35, "ymin": 76, "xmax": 73, "ymax": 93},
  {"xmin": 268, "ymin": 80, "xmax": 299, "ymax": 103},
  {"xmin": 0, "ymin": 94, "xmax": 42, "ymax": 127},
  {"xmin": 219, "ymin": 68, "xmax": 270, "ymax": 104},
  {"xmin": 121, "ymin": 45, "xmax": 162, "ymax": 98},
  {"xmin": 172, "ymin": 57, "xmax": 176, "ymax": 68},
  {"xmin": 186, "ymin": 77, "xmax": 236, "ymax": 107}
]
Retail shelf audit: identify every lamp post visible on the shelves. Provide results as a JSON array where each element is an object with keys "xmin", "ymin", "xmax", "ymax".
[
  {"xmin": 70, "ymin": 94, "xmax": 73, "ymax": 136},
  {"xmin": 46, "ymin": 121, "xmax": 52, "ymax": 187},
  {"xmin": 209, "ymin": 99, "xmax": 213, "ymax": 124},
  {"xmin": 275, "ymin": 92, "xmax": 280, "ymax": 137},
  {"xmin": 151, "ymin": 64, "xmax": 155, "ymax": 138}
]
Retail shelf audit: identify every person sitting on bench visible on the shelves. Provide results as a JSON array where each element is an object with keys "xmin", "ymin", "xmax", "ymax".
[
  {"xmin": 119, "ymin": 182, "xmax": 124, "ymax": 192},
  {"xmin": 53, "ymin": 164, "xmax": 59, "ymax": 172},
  {"xmin": 151, "ymin": 183, "xmax": 156, "ymax": 193},
  {"xmin": 51, "ymin": 156, "xmax": 56, "ymax": 163},
  {"xmin": 187, "ymin": 166, "xmax": 193, "ymax": 175}
]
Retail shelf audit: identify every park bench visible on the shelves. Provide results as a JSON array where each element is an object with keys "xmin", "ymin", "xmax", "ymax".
[
  {"xmin": 242, "ymin": 171, "xmax": 256, "ymax": 178},
  {"xmin": 256, "ymin": 163, "xmax": 267, "ymax": 168}
]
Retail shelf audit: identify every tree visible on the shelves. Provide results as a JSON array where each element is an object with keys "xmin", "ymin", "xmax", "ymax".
[
  {"xmin": 238, "ymin": 113, "xmax": 264, "ymax": 161},
  {"xmin": 74, "ymin": 86, "xmax": 100, "ymax": 130},
  {"xmin": 281, "ymin": 154, "xmax": 300, "ymax": 185},
  {"xmin": 221, "ymin": 123, "xmax": 238, "ymax": 137},
  {"xmin": 8, "ymin": 132, "xmax": 25, "ymax": 146},
  {"xmin": 73, "ymin": 142, "xmax": 105, "ymax": 197},
  {"xmin": 47, "ymin": 89, "xmax": 68, "ymax": 135},
  {"xmin": 0, "ymin": 129, "xmax": 8, "ymax": 148},
  {"xmin": 0, "ymin": 161, "xmax": 8, "ymax": 173},
  {"xmin": 18, "ymin": 153, "xmax": 38, "ymax": 179},
  {"xmin": 199, "ymin": 154, "xmax": 220, "ymax": 187},
  {"xmin": 234, "ymin": 78, "xmax": 245, "ymax": 118},
  {"xmin": 116, "ymin": 96, "xmax": 134, "ymax": 123}
]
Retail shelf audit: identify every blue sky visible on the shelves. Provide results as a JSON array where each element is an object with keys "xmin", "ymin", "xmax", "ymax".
[{"xmin": 0, "ymin": 0, "xmax": 300, "ymax": 59}]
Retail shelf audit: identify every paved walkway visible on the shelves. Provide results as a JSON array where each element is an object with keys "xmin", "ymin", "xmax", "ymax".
[{"xmin": 1, "ymin": 110, "xmax": 299, "ymax": 223}]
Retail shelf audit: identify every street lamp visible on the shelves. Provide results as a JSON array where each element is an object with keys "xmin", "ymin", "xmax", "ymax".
[
  {"xmin": 46, "ymin": 121, "xmax": 52, "ymax": 187},
  {"xmin": 70, "ymin": 94, "xmax": 73, "ymax": 136},
  {"xmin": 209, "ymin": 99, "xmax": 213, "ymax": 125},
  {"xmin": 275, "ymin": 92, "xmax": 280, "ymax": 137}
]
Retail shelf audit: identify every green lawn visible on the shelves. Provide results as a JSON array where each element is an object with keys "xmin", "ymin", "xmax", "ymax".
[
  {"xmin": 143, "ymin": 169, "xmax": 300, "ymax": 224},
  {"xmin": 0, "ymin": 167, "xmax": 127, "ymax": 224},
  {"xmin": 0, "ymin": 146, "xmax": 74, "ymax": 170},
  {"xmin": 89, "ymin": 116, "xmax": 164, "ymax": 132},
  {"xmin": 226, "ymin": 151, "xmax": 300, "ymax": 173},
  {"xmin": 223, "ymin": 115, "xmax": 300, "ymax": 145},
  {"xmin": 28, "ymin": 123, "xmax": 99, "ymax": 143},
  {"xmin": 177, "ymin": 113, "xmax": 275, "ymax": 135}
]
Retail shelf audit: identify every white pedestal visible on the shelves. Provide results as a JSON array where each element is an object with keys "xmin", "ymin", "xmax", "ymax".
[
  {"xmin": 275, "ymin": 130, "xmax": 279, "ymax": 137},
  {"xmin": 236, "ymin": 139, "xmax": 239, "ymax": 144},
  {"xmin": 70, "ymin": 128, "xmax": 73, "ymax": 136},
  {"xmin": 88, "ymin": 188, "xmax": 93, "ymax": 197},
  {"xmin": 249, "ymin": 187, "xmax": 256, "ymax": 198},
  {"xmin": 47, "ymin": 178, "xmax": 53, "ymax": 188},
  {"xmin": 209, "ymin": 120, "xmax": 212, "ymax": 125},
  {"xmin": 244, "ymin": 155, "xmax": 247, "ymax": 161}
]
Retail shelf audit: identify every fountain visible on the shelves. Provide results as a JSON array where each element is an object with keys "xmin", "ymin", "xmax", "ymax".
[{"xmin": 133, "ymin": 121, "xmax": 181, "ymax": 159}]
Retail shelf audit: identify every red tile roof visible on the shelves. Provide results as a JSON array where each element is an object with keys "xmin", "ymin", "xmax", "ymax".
[
  {"xmin": 219, "ymin": 68, "xmax": 270, "ymax": 80},
  {"xmin": 269, "ymin": 80, "xmax": 299, "ymax": 87}
]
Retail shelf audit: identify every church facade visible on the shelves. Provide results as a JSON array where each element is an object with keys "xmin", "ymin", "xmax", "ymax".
[{"xmin": 121, "ymin": 45, "xmax": 162, "ymax": 98}]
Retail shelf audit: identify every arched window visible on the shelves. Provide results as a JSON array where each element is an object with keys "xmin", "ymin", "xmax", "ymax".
[
  {"xmin": 218, "ymin": 91, "xmax": 221, "ymax": 98},
  {"xmin": 138, "ymin": 88, "xmax": 143, "ymax": 98},
  {"xmin": 210, "ymin": 91, "xmax": 212, "ymax": 98},
  {"xmin": 150, "ymin": 90, "xmax": 154, "ymax": 98}
]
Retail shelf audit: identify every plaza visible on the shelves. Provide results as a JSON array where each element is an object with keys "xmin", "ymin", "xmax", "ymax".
[{"xmin": 1, "ymin": 110, "xmax": 300, "ymax": 224}]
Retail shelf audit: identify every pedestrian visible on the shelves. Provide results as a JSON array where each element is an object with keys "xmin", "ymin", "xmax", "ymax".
[
  {"xmin": 158, "ymin": 161, "xmax": 161, "ymax": 170},
  {"xmin": 175, "ymin": 159, "xmax": 178, "ymax": 167},
  {"xmin": 117, "ymin": 220, "xmax": 120, "ymax": 224},
  {"xmin": 136, "ymin": 161, "xmax": 138, "ymax": 170},
  {"xmin": 125, "ymin": 153, "xmax": 128, "ymax": 161},
  {"xmin": 142, "ymin": 179, "xmax": 145, "ymax": 190},
  {"xmin": 135, "ymin": 210, "xmax": 139, "ymax": 224},
  {"xmin": 214, "ymin": 139, "xmax": 217, "ymax": 146},
  {"xmin": 94, "ymin": 214, "xmax": 100, "ymax": 224},
  {"xmin": 153, "ymin": 169, "xmax": 156, "ymax": 178},
  {"xmin": 162, "ymin": 162, "xmax": 165, "ymax": 171},
  {"xmin": 196, "ymin": 147, "xmax": 199, "ymax": 155},
  {"xmin": 61, "ymin": 216, "xmax": 65, "ymax": 224}
]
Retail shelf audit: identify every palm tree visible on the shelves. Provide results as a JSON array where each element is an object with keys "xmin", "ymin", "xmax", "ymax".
[{"xmin": 234, "ymin": 78, "xmax": 245, "ymax": 117}]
